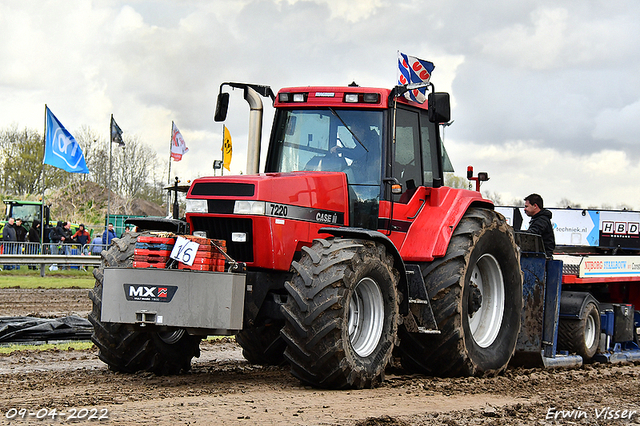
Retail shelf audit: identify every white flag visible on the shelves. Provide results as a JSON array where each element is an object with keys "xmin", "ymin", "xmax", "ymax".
[{"xmin": 171, "ymin": 122, "xmax": 189, "ymax": 161}]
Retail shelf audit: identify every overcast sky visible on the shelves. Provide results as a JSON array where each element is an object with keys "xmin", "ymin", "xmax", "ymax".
[{"xmin": 1, "ymin": 0, "xmax": 639, "ymax": 209}]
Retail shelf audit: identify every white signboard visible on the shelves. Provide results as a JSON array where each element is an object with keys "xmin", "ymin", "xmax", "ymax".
[
  {"xmin": 170, "ymin": 236, "xmax": 199, "ymax": 266},
  {"xmin": 579, "ymin": 256, "xmax": 640, "ymax": 279}
]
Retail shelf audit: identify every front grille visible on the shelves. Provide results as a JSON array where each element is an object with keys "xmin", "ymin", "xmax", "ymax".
[{"xmin": 190, "ymin": 216, "xmax": 253, "ymax": 262}]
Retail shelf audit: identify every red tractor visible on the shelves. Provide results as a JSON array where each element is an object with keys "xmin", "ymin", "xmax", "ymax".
[{"xmin": 90, "ymin": 81, "xmax": 522, "ymax": 389}]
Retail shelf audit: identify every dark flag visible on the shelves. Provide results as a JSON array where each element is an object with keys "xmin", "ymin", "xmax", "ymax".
[{"xmin": 111, "ymin": 116, "xmax": 124, "ymax": 146}]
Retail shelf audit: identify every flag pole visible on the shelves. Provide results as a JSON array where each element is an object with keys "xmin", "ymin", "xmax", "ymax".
[
  {"xmin": 40, "ymin": 105, "xmax": 47, "ymax": 277},
  {"xmin": 106, "ymin": 114, "xmax": 113, "ymax": 238},
  {"xmin": 166, "ymin": 121, "xmax": 173, "ymax": 216},
  {"xmin": 168, "ymin": 121, "xmax": 173, "ymax": 184},
  {"xmin": 221, "ymin": 124, "xmax": 225, "ymax": 176}
]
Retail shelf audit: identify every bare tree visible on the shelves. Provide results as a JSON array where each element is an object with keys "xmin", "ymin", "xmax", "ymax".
[
  {"xmin": 111, "ymin": 134, "xmax": 159, "ymax": 202},
  {"xmin": 75, "ymin": 126, "xmax": 108, "ymax": 186},
  {"xmin": 444, "ymin": 173, "xmax": 470, "ymax": 189},
  {"xmin": 557, "ymin": 198, "xmax": 581, "ymax": 209},
  {"xmin": 482, "ymin": 191, "xmax": 503, "ymax": 205},
  {"xmin": 0, "ymin": 125, "xmax": 72, "ymax": 195}
]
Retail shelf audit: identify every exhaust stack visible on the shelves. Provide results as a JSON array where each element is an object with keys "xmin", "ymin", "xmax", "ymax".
[
  {"xmin": 244, "ymin": 87, "xmax": 263, "ymax": 175},
  {"xmin": 214, "ymin": 83, "xmax": 275, "ymax": 175}
]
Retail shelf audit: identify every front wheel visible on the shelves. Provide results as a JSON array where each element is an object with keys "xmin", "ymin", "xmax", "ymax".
[
  {"xmin": 281, "ymin": 238, "xmax": 399, "ymax": 389},
  {"xmin": 88, "ymin": 232, "xmax": 201, "ymax": 375}
]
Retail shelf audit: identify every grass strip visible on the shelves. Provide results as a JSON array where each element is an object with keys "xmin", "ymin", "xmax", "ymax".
[
  {"xmin": 0, "ymin": 268, "xmax": 95, "ymax": 289},
  {"xmin": 0, "ymin": 341, "xmax": 94, "ymax": 354},
  {"xmin": 0, "ymin": 336, "xmax": 230, "ymax": 354}
]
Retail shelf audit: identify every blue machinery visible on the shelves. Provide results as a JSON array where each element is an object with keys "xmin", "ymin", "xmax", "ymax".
[{"xmin": 512, "ymin": 234, "xmax": 640, "ymax": 368}]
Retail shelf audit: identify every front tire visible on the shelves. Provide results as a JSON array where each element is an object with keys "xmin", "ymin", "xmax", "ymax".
[
  {"xmin": 399, "ymin": 208, "xmax": 522, "ymax": 377},
  {"xmin": 281, "ymin": 238, "xmax": 399, "ymax": 389},
  {"xmin": 88, "ymin": 232, "xmax": 201, "ymax": 375}
]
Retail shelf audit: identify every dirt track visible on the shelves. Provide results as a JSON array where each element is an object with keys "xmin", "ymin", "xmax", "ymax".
[{"xmin": 2, "ymin": 288, "xmax": 640, "ymax": 425}]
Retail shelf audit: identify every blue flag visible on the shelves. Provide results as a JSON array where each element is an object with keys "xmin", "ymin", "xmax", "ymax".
[
  {"xmin": 44, "ymin": 107, "xmax": 89, "ymax": 174},
  {"xmin": 397, "ymin": 51, "xmax": 435, "ymax": 104}
]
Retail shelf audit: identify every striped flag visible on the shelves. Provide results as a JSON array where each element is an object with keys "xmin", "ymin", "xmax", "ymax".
[{"xmin": 397, "ymin": 52, "xmax": 435, "ymax": 104}]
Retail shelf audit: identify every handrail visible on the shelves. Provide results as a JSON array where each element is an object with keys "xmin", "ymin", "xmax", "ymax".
[
  {"xmin": 0, "ymin": 242, "xmax": 104, "ymax": 266},
  {"xmin": 0, "ymin": 254, "xmax": 101, "ymax": 265}
]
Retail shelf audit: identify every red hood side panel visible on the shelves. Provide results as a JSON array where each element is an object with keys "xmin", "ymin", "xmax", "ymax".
[{"xmin": 187, "ymin": 172, "xmax": 349, "ymax": 270}]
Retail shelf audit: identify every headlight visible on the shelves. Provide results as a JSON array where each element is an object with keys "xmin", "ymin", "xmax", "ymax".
[
  {"xmin": 186, "ymin": 199, "xmax": 207, "ymax": 213},
  {"xmin": 231, "ymin": 232, "xmax": 247, "ymax": 242},
  {"xmin": 234, "ymin": 200, "xmax": 266, "ymax": 215}
]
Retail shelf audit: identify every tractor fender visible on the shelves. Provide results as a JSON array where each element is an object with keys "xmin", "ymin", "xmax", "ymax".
[
  {"xmin": 125, "ymin": 217, "xmax": 189, "ymax": 235},
  {"xmin": 319, "ymin": 226, "xmax": 409, "ymax": 314},
  {"xmin": 559, "ymin": 291, "xmax": 600, "ymax": 320}
]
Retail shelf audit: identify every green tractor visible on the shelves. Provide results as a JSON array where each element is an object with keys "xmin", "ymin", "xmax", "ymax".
[{"xmin": 0, "ymin": 200, "xmax": 50, "ymax": 235}]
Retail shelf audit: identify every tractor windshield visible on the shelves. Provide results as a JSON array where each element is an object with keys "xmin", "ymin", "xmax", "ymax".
[
  {"xmin": 267, "ymin": 109, "xmax": 383, "ymax": 186},
  {"xmin": 6, "ymin": 203, "xmax": 41, "ymax": 225}
]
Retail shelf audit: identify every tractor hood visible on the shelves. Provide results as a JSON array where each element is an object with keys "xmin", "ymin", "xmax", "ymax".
[
  {"xmin": 185, "ymin": 171, "xmax": 350, "ymax": 270},
  {"xmin": 187, "ymin": 171, "xmax": 348, "ymax": 217}
]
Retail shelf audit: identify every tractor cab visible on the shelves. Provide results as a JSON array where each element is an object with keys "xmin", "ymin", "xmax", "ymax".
[
  {"xmin": 3, "ymin": 200, "xmax": 49, "ymax": 229},
  {"xmin": 264, "ymin": 85, "xmax": 454, "ymax": 230}
]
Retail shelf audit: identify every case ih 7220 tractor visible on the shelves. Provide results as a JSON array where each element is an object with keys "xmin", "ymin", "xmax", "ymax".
[{"xmin": 90, "ymin": 81, "xmax": 526, "ymax": 389}]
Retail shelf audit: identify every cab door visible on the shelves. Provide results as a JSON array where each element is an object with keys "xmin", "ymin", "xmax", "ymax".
[{"xmin": 380, "ymin": 106, "xmax": 442, "ymax": 244}]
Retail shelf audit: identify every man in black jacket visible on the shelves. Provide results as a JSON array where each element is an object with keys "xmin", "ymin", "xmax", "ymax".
[
  {"xmin": 524, "ymin": 193, "xmax": 555, "ymax": 258},
  {"xmin": 2, "ymin": 218, "xmax": 18, "ymax": 270},
  {"xmin": 14, "ymin": 218, "xmax": 27, "ymax": 242}
]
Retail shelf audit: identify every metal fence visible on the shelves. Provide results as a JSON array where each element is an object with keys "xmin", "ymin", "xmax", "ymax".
[
  {"xmin": 0, "ymin": 242, "xmax": 108, "ymax": 256},
  {"xmin": 0, "ymin": 242, "xmax": 104, "ymax": 269}
]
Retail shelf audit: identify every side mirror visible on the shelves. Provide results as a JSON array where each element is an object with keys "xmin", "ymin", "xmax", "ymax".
[
  {"xmin": 214, "ymin": 92, "xmax": 230, "ymax": 122},
  {"xmin": 428, "ymin": 92, "xmax": 450, "ymax": 123}
]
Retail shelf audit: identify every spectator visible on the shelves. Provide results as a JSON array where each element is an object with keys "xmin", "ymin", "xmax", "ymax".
[
  {"xmin": 2, "ymin": 218, "xmax": 17, "ymax": 242},
  {"xmin": 120, "ymin": 225, "xmax": 130, "ymax": 238},
  {"xmin": 27, "ymin": 219, "xmax": 41, "ymax": 270},
  {"xmin": 90, "ymin": 235, "xmax": 103, "ymax": 255},
  {"xmin": 72, "ymin": 224, "xmax": 91, "ymax": 255},
  {"xmin": 72, "ymin": 224, "xmax": 90, "ymax": 246},
  {"xmin": 14, "ymin": 218, "xmax": 27, "ymax": 242},
  {"xmin": 102, "ymin": 223, "xmax": 117, "ymax": 247},
  {"xmin": 50, "ymin": 221, "xmax": 64, "ymax": 244},
  {"xmin": 62, "ymin": 221, "xmax": 74, "ymax": 243},
  {"xmin": 2, "ymin": 218, "xmax": 17, "ymax": 270},
  {"xmin": 28, "ymin": 219, "xmax": 41, "ymax": 244}
]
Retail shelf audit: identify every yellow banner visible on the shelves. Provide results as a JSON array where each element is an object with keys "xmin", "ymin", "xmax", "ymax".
[{"xmin": 222, "ymin": 125, "xmax": 232, "ymax": 171}]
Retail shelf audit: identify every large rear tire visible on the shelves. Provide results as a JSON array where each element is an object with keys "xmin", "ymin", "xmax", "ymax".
[
  {"xmin": 88, "ymin": 232, "xmax": 200, "ymax": 375},
  {"xmin": 399, "ymin": 208, "xmax": 522, "ymax": 377},
  {"xmin": 558, "ymin": 302, "xmax": 600, "ymax": 360},
  {"xmin": 281, "ymin": 238, "xmax": 399, "ymax": 389}
]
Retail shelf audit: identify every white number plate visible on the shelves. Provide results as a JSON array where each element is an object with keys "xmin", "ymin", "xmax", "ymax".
[{"xmin": 170, "ymin": 236, "xmax": 199, "ymax": 266}]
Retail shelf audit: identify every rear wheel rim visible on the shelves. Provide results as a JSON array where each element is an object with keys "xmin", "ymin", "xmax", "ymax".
[
  {"xmin": 468, "ymin": 254, "xmax": 505, "ymax": 348},
  {"xmin": 348, "ymin": 277, "xmax": 384, "ymax": 358},
  {"xmin": 585, "ymin": 312, "xmax": 597, "ymax": 349}
]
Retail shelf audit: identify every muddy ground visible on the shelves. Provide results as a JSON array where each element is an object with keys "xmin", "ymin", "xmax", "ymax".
[{"xmin": 1, "ymin": 288, "xmax": 640, "ymax": 426}]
